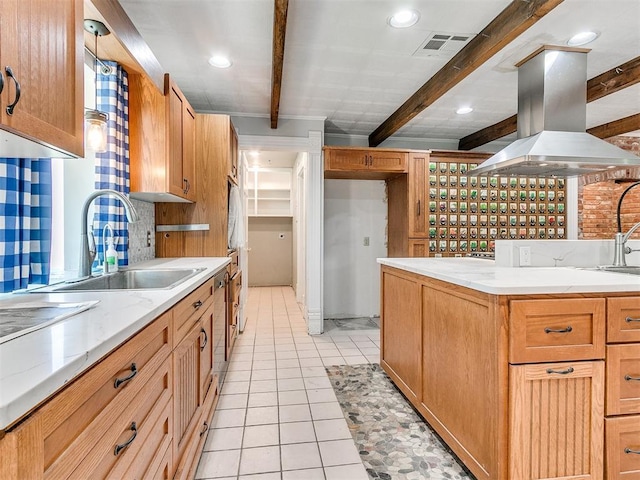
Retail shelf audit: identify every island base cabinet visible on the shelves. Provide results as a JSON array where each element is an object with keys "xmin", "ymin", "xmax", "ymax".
[
  {"xmin": 606, "ymin": 415, "xmax": 640, "ymax": 479},
  {"xmin": 509, "ymin": 361, "xmax": 604, "ymax": 480}
]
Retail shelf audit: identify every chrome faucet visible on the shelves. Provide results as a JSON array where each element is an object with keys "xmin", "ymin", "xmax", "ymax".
[
  {"xmin": 79, "ymin": 189, "xmax": 140, "ymax": 278},
  {"xmin": 612, "ymin": 180, "xmax": 640, "ymax": 267}
]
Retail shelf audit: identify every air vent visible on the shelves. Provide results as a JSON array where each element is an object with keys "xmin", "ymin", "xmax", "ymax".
[{"xmin": 413, "ymin": 32, "xmax": 476, "ymax": 58}]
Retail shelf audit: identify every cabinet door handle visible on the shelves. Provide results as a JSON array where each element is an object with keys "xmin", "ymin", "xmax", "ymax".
[
  {"xmin": 193, "ymin": 300, "xmax": 203, "ymax": 310},
  {"xmin": 417, "ymin": 200, "xmax": 421, "ymax": 216},
  {"xmin": 546, "ymin": 367, "xmax": 574, "ymax": 375},
  {"xmin": 625, "ymin": 375, "xmax": 640, "ymax": 382},
  {"xmin": 625, "ymin": 448, "xmax": 640, "ymax": 455},
  {"xmin": 544, "ymin": 326, "xmax": 573, "ymax": 334},
  {"xmin": 114, "ymin": 363, "xmax": 138, "ymax": 388},
  {"xmin": 114, "ymin": 422, "xmax": 137, "ymax": 456},
  {"xmin": 0, "ymin": 70, "xmax": 4, "ymax": 96},
  {"xmin": 200, "ymin": 327, "xmax": 208, "ymax": 351},
  {"xmin": 625, "ymin": 316, "xmax": 640, "ymax": 323},
  {"xmin": 200, "ymin": 421, "xmax": 209, "ymax": 437},
  {"xmin": 5, "ymin": 66, "xmax": 21, "ymax": 115}
]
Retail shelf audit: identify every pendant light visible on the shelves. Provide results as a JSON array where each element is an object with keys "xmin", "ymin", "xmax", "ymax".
[{"xmin": 84, "ymin": 19, "xmax": 110, "ymax": 154}]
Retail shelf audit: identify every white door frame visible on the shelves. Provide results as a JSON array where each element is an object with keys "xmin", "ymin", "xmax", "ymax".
[
  {"xmin": 238, "ymin": 131, "xmax": 323, "ymax": 334},
  {"xmin": 295, "ymin": 157, "xmax": 306, "ymax": 305}
]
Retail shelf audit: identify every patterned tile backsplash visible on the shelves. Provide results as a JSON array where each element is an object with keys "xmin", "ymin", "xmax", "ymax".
[{"xmin": 128, "ymin": 199, "xmax": 155, "ymax": 265}]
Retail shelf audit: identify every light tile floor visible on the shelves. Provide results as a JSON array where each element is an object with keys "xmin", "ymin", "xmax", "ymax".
[{"xmin": 195, "ymin": 286, "xmax": 378, "ymax": 480}]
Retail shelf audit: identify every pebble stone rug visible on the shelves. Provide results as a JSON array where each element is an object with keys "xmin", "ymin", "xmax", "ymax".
[{"xmin": 326, "ymin": 364, "xmax": 476, "ymax": 480}]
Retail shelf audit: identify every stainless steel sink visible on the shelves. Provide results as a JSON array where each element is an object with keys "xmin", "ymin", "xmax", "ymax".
[
  {"xmin": 584, "ymin": 265, "xmax": 640, "ymax": 276},
  {"xmin": 34, "ymin": 268, "xmax": 205, "ymax": 292}
]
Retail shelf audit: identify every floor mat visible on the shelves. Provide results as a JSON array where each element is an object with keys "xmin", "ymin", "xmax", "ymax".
[{"xmin": 326, "ymin": 364, "xmax": 475, "ymax": 480}]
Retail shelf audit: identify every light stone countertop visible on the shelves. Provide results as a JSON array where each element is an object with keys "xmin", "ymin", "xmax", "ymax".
[
  {"xmin": 0, "ymin": 257, "xmax": 230, "ymax": 430},
  {"xmin": 378, "ymin": 257, "xmax": 640, "ymax": 295}
]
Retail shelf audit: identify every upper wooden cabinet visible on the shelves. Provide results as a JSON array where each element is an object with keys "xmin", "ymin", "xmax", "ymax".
[
  {"xmin": 166, "ymin": 75, "xmax": 197, "ymax": 202},
  {"xmin": 229, "ymin": 121, "xmax": 239, "ymax": 184},
  {"xmin": 324, "ymin": 147, "xmax": 408, "ymax": 179},
  {"xmin": 0, "ymin": 0, "xmax": 84, "ymax": 158},
  {"xmin": 129, "ymin": 73, "xmax": 196, "ymax": 202}
]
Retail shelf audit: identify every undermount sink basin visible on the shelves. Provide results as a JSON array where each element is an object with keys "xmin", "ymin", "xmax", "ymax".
[
  {"xmin": 584, "ymin": 265, "xmax": 640, "ymax": 276},
  {"xmin": 35, "ymin": 268, "xmax": 205, "ymax": 292}
]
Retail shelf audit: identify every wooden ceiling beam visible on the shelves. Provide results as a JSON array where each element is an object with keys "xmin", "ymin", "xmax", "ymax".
[
  {"xmin": 368, "ymin": 0, "xmax": 564, "ymax": 147},
  {"xmin": 271, "ymin": 0, "xmax": 289, "ymax": 129},
  {"xmin": 459, "ymin": 55, "xmax": 640, "ymax": 150},
  {"xmin": 588, "ymin": 113, "xmax": 640, "ymax": 139}
]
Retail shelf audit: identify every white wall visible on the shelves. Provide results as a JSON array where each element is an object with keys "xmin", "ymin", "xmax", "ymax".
[{"xmin": 323, "ymin": 179, "xmax": 387, "ymax": 318}]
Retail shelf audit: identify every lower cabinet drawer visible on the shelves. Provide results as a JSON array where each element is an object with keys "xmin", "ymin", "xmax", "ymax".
[
  {"xmin": 606, "ymin": 344, "xmax": 640, "ymax": 416},
  {"xmin": 41, "ymin": 312, "xmax": 171, "ymax": 476},
  {"xmin": 608, "ymin": 297, "xmax": 640, "ymax": 343},
  {"xmin": 50, "ymin": 358, "xmax": 172, "ymax": 479},
  {"xmin": 509, "ymin": 298, "xmax": 606, "ymax": 363},
  {"xmin": 606, "ymin": 415, "xmax": 640, "ymax": 479}
]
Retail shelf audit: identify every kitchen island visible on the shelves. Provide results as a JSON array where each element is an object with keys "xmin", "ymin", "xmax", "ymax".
[
  {"xmin": 378, "ymin": 257, "xmax": 640, "ymax": 480},
  {"xmin": 0, "ymin": 257, "xmax": 230, "ymax": 479}
]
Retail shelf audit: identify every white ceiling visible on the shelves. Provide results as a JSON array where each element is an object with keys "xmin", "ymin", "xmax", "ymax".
[{"xmin": 119, "ymin": 0, "xmax": 640, "ymax": 144}]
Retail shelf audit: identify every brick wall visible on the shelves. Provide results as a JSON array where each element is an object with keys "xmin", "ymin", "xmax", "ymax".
[{"xmin": 579, "ymin": 136, "xmax": 640, "ymax": 239}]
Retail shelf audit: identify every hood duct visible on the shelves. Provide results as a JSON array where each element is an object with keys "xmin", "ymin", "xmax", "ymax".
[{"xmin": 471, "ymin": 46, "xmax": 639, "ymax": 178}]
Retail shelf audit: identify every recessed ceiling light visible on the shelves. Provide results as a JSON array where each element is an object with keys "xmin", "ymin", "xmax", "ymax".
[
  {"xmin": 567, "ymin": 31, "xmax": 599, "ymax": 47},
  {"xmin": 388, "ymin": 9, "xmax": 420, "ymax": 28},
  {"xmin": 208, "ymin": 55, "xmax": 232, "ymax": 68},
  {"xmin": 456, "ymin": 106, "xmax": 473, "ymax": 115}
]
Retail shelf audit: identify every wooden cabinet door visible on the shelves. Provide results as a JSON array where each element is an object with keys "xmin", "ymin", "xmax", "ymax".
[
  {"xmin": 173, "ymin": 323, "xmax": 203, "ymax": 466},
  {"xmin": 368, "ymin": 150, "xmax": 407, "ymax": 172},
  {"xmin": 182, "ymin": 104, "xmax": 196, "ymax": 202},
  {"xmin": 166, "ymin": 79, "xmax": 187, "ymax": 198},
  {"xmin": 509, "ymin": 361, "xmax": 604, "ymax": 480},
  {"xmin": 326, "ymin": 149, "xmax": 369, "ymax": 171},
  {"xmin": 381, "ymin": 269, "xmax": 422, "ymax": 403},
  {"xmin": 409, "ymin": 152, "xmax": 429, "ymax": 237},
  {"xmin": 0, "ymin": 0, "xmax": 83, "ymax": 157},
  {"xmin": 408, "ymin": 239, "xmax": 430, "ymax": 257}
]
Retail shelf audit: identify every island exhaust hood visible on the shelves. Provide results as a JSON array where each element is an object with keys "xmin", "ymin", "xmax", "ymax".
[{"xmin": 471, "ymin": 46, "xmax": 639, "ymax": 177}]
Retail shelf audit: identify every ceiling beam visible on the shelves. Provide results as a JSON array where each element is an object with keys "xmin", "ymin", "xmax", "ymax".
[
  {"xmin": 271, "ymin": 0, "xmax": 289, "ymax": 129},
  {"xmin": 368, "ymin": 0, "xmax": 564, "ymax": 147},
  {"xmin": 459, "ymin": 55, "xmax": 640, "ymax": 150},
  {"xmin": 588, "ymin": 113, "xmax": 640, "ymax": 139}
]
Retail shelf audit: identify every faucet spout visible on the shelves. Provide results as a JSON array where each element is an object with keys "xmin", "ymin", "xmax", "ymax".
[{"xmin": 79, "ymin": 189, "xmax": 139, "ymax": 278}]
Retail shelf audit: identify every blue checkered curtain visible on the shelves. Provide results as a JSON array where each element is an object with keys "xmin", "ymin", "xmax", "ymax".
[
  {"xmin": 0, "ymin": 158, "xmax": 52, "ymax": 292},
  {"xmin": 92, "ymin": 61, "xmax": 130, "ymax": 268}
]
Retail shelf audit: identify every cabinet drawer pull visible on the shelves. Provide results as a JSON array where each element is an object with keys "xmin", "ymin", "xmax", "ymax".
[
  {"xmin": 625, "ymin": 448, "xmax": 640, "ymax": 455},
  {"xmin": 546, "ymin": 367, "xmax": 574, "ymax": 375},
  {"xmin": 544, "ymin": 326, "xmax": 573, "ymax": 334},
  {"xmin": 200, "ymin": 327, "xmax": 208, "ymax": 351},
  {"xmin": 193, "ymin": 300, "xmax": 203, "ymax": 309},
  {"xmin": 625, "ymin": 375, "xmax": 640, "ymax": 382},
  {"xmin": 625, "ymin": 316, "xmax": 640, "ymax": 323},
  {"xmin": 417, "ymin": 200, "xmax": 421, "ymax": 216},
  {"xmin": 5, "ymin": 66, "xmax": 21, "ymax": 115},
  {"xmin": 114, "ymin": 422, "xmax": 137, "ymax": 456},
  {"xmin": 114, "ymin": 363, "xmax": 138, "ymax": 388},
  {"xmin": 200, "ymin": 421, "xmax": 208, "ymax": 437}
]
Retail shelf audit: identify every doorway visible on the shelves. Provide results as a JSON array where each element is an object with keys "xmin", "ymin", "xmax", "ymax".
[{"xmin": 241, "ymin": 150, "xmax": 308, "ymax": 298}]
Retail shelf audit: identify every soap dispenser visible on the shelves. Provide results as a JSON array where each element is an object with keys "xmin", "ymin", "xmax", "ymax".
[{"xmin": 103, "ymin": 224, "xmax": 118, "ymax": 273}]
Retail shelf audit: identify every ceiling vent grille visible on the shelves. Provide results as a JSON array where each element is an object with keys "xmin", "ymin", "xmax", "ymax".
[{"xmin": 413, "ymin": 32, "xmax": 476, "ymax": 58}]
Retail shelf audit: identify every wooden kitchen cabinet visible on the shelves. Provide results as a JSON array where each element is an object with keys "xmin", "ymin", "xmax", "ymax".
[
  {"xmin": 509, "ymin": 361, "xmax": 604, "ymax": 480},
  {"xmin": 408, "ymin": 152, "xmax": 429, "ymax": 237},
  {"xmin": 229, "ymin": 120, "xmax": 239, "ymax": 183},
  {"xmin": 129, "ymin": 73, "xmax": 196, "ymax": 202},
  {"xmin": 0, "ymin": 273, "xmax": 224, "ymax": 480},
  {"xmin": 227, "ymin": 268, "xmax": 241, "ymax": 360},
  {"xmin": 0, "ymin": 0, "xmax": 84, "ymax": 157},
  {"xmin": 324, "ymin": 147, "xmax": 408, "ymax": 179},
  {"xmin": 380, "ymin": 265, "xmax": 620, "ymax": 480}
]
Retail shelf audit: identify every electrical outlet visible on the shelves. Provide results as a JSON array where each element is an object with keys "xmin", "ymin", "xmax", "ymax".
[
  {"xmin": 363, "ymin": 237, "xmax": 370, "ymax": 246},
  {"xmin": 519, "ymin": 246, "xmax": 531, "ymax": 266}
]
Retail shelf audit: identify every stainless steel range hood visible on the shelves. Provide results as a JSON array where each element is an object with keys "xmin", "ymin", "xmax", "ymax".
[{"xmin": 471, "ymin": 46, "xmax": 639, "ymax": 177}]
